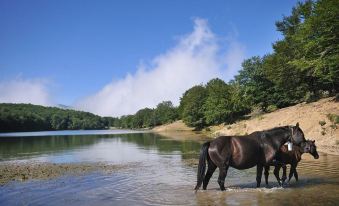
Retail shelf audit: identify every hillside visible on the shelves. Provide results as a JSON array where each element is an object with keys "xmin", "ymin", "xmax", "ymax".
[
  {"xmin": 0, "ymin": 103, "xmax": 114, "ymax": 132},
  {"xmin": 153, "ymin": 97, "xmax": 339, "ymax": 155}
]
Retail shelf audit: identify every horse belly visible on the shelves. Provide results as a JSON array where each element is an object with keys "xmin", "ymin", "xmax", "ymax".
[
  {"xmin": 230, "ymin": 150, "xmax": 259, "ymax": 170},
  {"xmin": 229, "ymin": 138, "xmax": 261, "ymax": 170}
]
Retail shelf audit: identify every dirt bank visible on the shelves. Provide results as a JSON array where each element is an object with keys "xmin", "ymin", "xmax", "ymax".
[
  {"xmin": 152, "ymin": 120, "xmax": 210, "ymax": 141},
  {"xmin": 153, "ymin": 97, "xmax": 339, "ymax": 155},
  {"xmin": 0, "ymin": 161, "xmax": 128, "ymax": 185}
]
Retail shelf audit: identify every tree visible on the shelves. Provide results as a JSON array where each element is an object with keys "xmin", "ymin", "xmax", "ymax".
[
  {"xmin": 154, "ymin": 101, "xmax": 178, "ymax": 125},
  {"xmin": 203, "ymin": 78, "xmax": 233, "ymax": 124},
  {"xmin": 179, "ymin": 85, "xmax": 208, "ymax": 129},
  {"xmin": 133, "ymin": 108, "xmax": 155, "ymax": 128},
  {"xmin": 266, "ymin": 0, "xmax": 339, "ymax": 102}
]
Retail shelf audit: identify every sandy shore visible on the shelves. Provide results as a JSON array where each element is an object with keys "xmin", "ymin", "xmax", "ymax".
[{"xmin": 0, "ymin": 161, "xmax": 128, "ymax": 185}]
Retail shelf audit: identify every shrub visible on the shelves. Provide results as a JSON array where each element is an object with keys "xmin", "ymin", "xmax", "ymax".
[
  {"xmin": 330, "ymin": 124, "xmax": 338, "ymax": 129},
  {"xmin": 266, "ymin": 105, "xmax": 278, "ymax": 113},
  {"xmin": 304, "ymin": 91, "xmax": 317, "ymax": 103},
  {"xmin": 319, "ymin": 120, "xmax": 326, "ymax": 126},
  {"xmin": 327, "ymin": 114, "xmax": 339, "ymax": 124},
  {"xmin": 335, "ymin": 93, "xmax": 339, "ymax": 102}
]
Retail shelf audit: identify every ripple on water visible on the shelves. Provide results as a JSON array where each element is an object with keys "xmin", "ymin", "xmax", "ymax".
[{"xmin": 1, "ymin": 133, "xmax": 339, "ymax": 206}]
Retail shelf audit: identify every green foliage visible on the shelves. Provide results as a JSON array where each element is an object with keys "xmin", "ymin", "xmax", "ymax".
[
  {"xmin": 179, "ymin": 79, "xmax": 251, "ymax": 130},
  {"xmin": 266, "ymin": 105, "xmax": 278, "ymax": 113},
  {"xmin": 113, "ymin": 101, "xmax": 179, "ymax": 129},
  {"xmin": 326, "ymin": 113, "xmax": 339, "ymax": 130},
  {"xmin": 180, "ymin": 85, "xmax": 208, "ymax": 129},
  {"xmin": 153, "ymin": 101, "xmax": 179, "ymax": 125},
  {"xmin": 319, "ymin": 120, "xmax": 326, "ymax": 126},
  {"xmin": 327, "ymin": 114, "xmax": 339, "ymax": 124},
  {"xmin": 265, "ymin": 0, "xmax": 338, "ymax": 101},
  {"xmin": 203, "ymin": 78, "xmax": 233, "ymax": 124},
  {"xmin": 232, "ymin": 0, "xmax": 338, "ymax": 113},
  {"xmin": 234, "ymin": 56, "xmax": 284, "ymax": 110},
  {"xmin": 0, "ymin": 104, "xmax": 108, "ymax": 132},
  {"xmin": 132, "ymin": 108, "xmax": 155, "ymax": 128}
]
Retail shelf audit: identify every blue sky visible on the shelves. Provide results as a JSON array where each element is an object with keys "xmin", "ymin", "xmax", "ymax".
[{"xmin": 0, "ymin": 0, "xmax": 298, "ymax": 116}]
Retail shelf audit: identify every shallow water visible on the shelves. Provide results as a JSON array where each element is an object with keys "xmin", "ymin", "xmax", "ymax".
[{"xmin": 0, "ymin": 131, "xmax": 338, "ymax": 205}]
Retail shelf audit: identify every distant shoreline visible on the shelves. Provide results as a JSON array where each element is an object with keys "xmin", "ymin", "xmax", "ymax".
[{"xmin": 0, "ymin": 129, "xmax": 147, "ymax": 137}]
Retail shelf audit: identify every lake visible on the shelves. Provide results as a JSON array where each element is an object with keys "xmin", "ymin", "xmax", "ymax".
[{"xmin": 0, "ymin": 130, "xmax": 339, "ymax": 205}]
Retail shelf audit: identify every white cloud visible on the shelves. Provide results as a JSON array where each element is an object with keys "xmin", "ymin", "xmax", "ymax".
[
  {"xmin": 0, "ymin": 77, "xmax": 54, "ymax": 106},
  {"xmin": 75, "ymin": 18, "xmax": 245, "ymax": 117}
]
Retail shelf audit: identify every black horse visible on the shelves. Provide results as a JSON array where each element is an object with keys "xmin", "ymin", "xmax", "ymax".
[
  {"xmin": 195, "ymin": 123, "xmax": 306, "ymax": 191},
  {"xmin": 264, "ymin": 139, "xmax": 319, "ymax": 186}
]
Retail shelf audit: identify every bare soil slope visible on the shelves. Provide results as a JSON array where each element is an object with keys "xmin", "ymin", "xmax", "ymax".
[{"xmin": 214, "ymin": 97, "xmax": 339, "ymax": 155}]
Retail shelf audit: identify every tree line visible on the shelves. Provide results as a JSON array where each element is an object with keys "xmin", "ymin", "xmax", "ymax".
[
  {"xmin": 1, "ymin": 0, "xmax": 337, "ymax": 132},
  {"xmin": 0, "ymin": 103, "xmax": 112, "ymax": 132}
]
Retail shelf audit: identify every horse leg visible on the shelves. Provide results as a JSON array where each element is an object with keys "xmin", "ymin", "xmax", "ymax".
[
  {"xmin": 288, "ymin": 165, "xmax": 294, "ymax": 182},
  {"xmin": 256, "ymin": 165, "xmax": 263, "ymax": 188},
  {"xmin": 264, "ymin": 166, "xmax": 270, "ymax": 186},
  {"xmin": 281, "ymin": 165, "xmax": 287, "ymax": 185},
  {"xmin": 273, "ymin": 166, "xmax": 282, "ymax": 186},
  {"xmin": 294, "ymin": 168, "xmax": 299, "ymax": 181},
  {"xmin": 203, "ymin": 158, "xmax": 217, "ymax": 190},
  {"xmin": 217, "ymin": 163, "xmax": 229, "ymax": 191},
  {"xmin": 293, "ymin": 163, "xmax": 298, "ymax": 182}
]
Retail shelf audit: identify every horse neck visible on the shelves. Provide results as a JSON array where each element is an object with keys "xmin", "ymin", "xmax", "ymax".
[
  {"xmin": 293, "ymin": 145, "xmax": 303, "ymax": 154},
  {"xmin": 263, "ymin": 128, "xmax": 290, "ymax": 150}
]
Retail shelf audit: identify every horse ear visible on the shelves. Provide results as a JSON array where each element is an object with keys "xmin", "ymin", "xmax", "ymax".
[
  {"xmin": 313, "ymin": 140, "xmax": 315, "ymax": 143},
  {"xmin": 296, "ymin": 122, "xmax": 299, "ymax": 128}
]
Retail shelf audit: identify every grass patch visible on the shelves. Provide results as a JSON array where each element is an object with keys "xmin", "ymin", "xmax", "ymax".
[
  {"xmin": 327, "ymin": 114, "xmax": 339, "ymax": 124},
  {"xmin": 327, "ymin": 114, "xmax": 339, "ymax": 130},
  {"xmin": 267, "ymin": 105, "xmax": 278, "ymax": 113},
  {"xmin": 257, "ymin": 115, "xmax": 265, "ymax": 120},
  {"xmin": 319, "ymin": 120, "xmax": 326, "ymax": 126},
  {"xmin": 330, "ymin": 124, "xmax": 338, "ymax": 129}
]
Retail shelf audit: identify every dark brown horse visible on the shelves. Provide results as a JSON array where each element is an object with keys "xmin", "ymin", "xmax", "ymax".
[
  {"xmin": 264, "ymin": 140, "xmax": 319, "ymax": 186},
  {"xmin": 194, "ymin": 123, "xmax": 306, "ymax": 191}
]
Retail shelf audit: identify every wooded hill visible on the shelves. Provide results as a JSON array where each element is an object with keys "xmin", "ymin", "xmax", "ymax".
[{"xmin": 0, "ymin": 103, "xmax": 115, "ymax": 132}]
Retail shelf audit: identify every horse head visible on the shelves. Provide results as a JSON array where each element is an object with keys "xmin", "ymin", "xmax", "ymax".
[
  {"xmin": 290, "ymin": 122, "xmax": 306, "ymax": 146},
  {"xmin": 301, "ymin": 139, "xmax": 319, "ymax": 159}
]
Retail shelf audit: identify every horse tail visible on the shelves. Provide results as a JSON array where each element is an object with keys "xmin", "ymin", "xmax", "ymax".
[{"xmin": 194, "ymin": 141, "xmax": 210, "ymax": 191}]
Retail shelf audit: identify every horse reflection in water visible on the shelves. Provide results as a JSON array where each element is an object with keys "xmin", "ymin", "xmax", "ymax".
[{"xmin": 195, "ymin": 123, "xmax": 306, "ymax": 191}]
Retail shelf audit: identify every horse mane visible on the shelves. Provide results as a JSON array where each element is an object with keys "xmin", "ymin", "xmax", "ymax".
[{"xmin": 261, "ymin": 125, "xmax": 291, "ymax": 134}]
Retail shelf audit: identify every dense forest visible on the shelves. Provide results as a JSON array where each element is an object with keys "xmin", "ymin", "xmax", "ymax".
[
  {"xmin": 0, "ymin": 104, "xmax": 115, "ymax": 132},
  {"xmin": 0, "ymin": 0, "xmax": 338, "ymax": 132}
]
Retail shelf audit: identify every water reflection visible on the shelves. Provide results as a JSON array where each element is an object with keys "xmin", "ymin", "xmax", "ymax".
[
  {"xmin": 0, "ymin": 132, "xmax": 339, "ymax": 206},
  {"xmin": 0, "ymin": 133, "xmax": 201, "ymax": 162}
]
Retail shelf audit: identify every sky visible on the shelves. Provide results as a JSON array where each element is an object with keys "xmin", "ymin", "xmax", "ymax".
[{"xmin": 0, "ymin": 0, "xmax": 299, "ymax": 117}]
